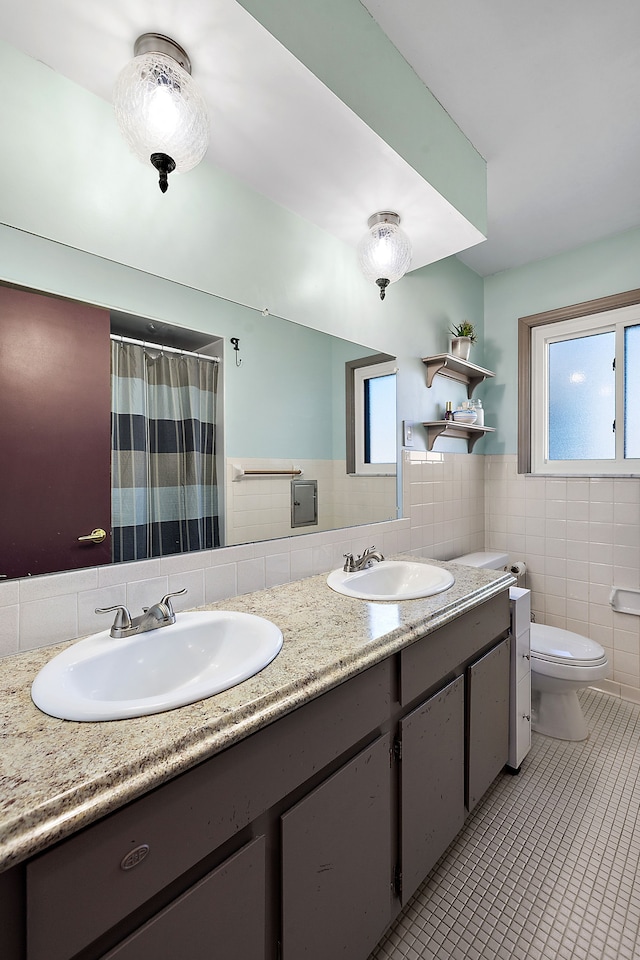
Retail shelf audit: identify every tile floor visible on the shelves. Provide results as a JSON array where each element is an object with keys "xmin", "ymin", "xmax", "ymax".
[{"xmin": 370, "ymin": 689, "xmax": 640, "ymax": 960}]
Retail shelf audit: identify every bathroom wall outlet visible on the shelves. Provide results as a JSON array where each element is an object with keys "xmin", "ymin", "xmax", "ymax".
[{"xmin": 403, "ymin": 420, "xmax": 414, "ymax": 446}]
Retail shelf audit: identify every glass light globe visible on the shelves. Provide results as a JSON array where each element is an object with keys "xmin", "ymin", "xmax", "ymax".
[
  {"xmin": 114, "ymin": 51, "xmax": 209, "ymax": 188},
  {"xmin": 357, "ymin": 215, "xmax": 412, "ymax": 299}
]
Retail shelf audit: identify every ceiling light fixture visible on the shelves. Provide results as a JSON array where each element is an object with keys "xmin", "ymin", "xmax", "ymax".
[
  {"xmin": 113, "ymin": 34, "xmax": 209, "ymax": 194},
  {"xmin": 357, "ymin": 212, "xmax": 412, "ymax": 300}
]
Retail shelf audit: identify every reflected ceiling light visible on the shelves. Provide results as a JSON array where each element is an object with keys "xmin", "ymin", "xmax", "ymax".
[
  {"xmin": 357, "ymin": 212, "xmax": 412, "ymax": 300},
  {"xmin": 113, "ymin": 34, "xmax": 209, "ymax": 194}
]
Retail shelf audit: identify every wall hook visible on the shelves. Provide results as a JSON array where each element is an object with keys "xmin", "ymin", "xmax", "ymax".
[{"xmin": 230, "ymin": 337, "xmax": 242, "ymax": 367}]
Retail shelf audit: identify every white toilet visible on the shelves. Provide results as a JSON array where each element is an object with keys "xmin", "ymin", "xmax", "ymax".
[
  {"xmin": 454, "ymin": 551, "xmax": 610, "ymax": 742},
  {"xmin": 528, "ymin": 623, "xmax": 609, "ymax": 740}
]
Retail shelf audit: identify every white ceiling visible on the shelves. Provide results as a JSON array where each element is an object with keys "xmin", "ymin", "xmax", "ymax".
[
  {"xmin": 1, "ymin": 0, "xmax": 638, "ymax": 277},
  {"xmin": 362, "ymin": 0, "xmax": 640, "ymax": 276}
]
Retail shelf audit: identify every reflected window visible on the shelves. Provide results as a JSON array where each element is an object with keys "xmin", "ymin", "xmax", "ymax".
[
  {"xmin": 364, "ymin": 370, "xmax": 396, "ymax": 465},
  {"xmin": 346, "ymin": 354, "xmax": 397, "ymax": 476}
]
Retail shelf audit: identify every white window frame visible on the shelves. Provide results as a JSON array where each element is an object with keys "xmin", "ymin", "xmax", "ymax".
[
  {"xmin": 351, "ymin": 358, "xmax": 398, "ymax": 476},
  {"xmin": 530, "ymin": 303, "xmax": 640, "ymax": 476}
]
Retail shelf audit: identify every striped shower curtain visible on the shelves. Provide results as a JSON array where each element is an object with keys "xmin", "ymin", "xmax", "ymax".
[{"xmin": 111, "ymin": 340, "xmax": 220, "ymax": 562}]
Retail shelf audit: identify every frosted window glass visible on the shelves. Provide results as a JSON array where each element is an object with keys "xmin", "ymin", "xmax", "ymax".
[
  {"xmin": 365, "ymin": 373, "xmax": 396, "ymax": 463},
  {"xmin": 548, "ymin": 332, "xmax": 615, "ymax": 460},
  {"xmin": 625, "ymin": 324, "xmax": 640, "ymax": 459}
]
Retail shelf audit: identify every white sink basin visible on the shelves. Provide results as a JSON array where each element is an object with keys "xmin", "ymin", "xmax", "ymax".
[
  {"xmin": 31, "ymin": 611, "xmax": 283, "ymax": 722},
  {"xmin": 327, "ymin": 560, "xmax": 455, "ymax": 601}
]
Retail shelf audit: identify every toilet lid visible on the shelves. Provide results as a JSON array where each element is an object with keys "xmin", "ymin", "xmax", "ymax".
[{"xmin": 530, "ymin": 623, "xmax": 606, "ymax": 665}]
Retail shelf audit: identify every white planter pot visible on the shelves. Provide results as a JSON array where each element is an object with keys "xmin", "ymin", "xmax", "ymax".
[{"xmin": 450, "ymin": 336, "xmax": 471, "ymax": 360}]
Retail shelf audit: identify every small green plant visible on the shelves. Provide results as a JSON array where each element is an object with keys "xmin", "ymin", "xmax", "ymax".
[{"xmin": 448, "ymin": 321, "xmax": 477, "ymax": 343}]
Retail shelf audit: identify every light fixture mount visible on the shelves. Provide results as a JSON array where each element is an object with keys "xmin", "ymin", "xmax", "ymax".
[
  {"xmin": 357, "ymin": 211, "xmax": 412, "ymax": 301},
  {"xmin": 133, "ymin": 34, "xmax": 192, "ymax": 74},
  {"xmin": 367, "ymin": 211, "xmax": 400, "ymax": 229}
]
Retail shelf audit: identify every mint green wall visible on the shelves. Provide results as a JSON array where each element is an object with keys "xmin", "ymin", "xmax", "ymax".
[
  {"xmin": 238, "ymin": 0, "xmax": 487, "ymax": 234},
  {"xmin": 484, "ymin": 226, "xmax": 640, "ymax": 454}
]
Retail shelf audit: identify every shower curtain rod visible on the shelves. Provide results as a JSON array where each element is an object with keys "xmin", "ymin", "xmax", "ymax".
[{"xmin": 110, "ymin": 333, "xmax": 221, "ymax": 363}]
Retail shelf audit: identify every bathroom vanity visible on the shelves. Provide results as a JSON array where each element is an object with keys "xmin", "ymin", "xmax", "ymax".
[{"xmin": 0, "ymin": 561, "xmax": 513, "ymax": 960}]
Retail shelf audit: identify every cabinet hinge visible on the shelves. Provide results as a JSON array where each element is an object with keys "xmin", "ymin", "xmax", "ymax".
[
  {"xmin": 390, "ymin": 737, "xmax": 402, "ymax": 763},
  {"xmin": 392, "ymin": 863, "xmax": 403, "ymax": 898}
]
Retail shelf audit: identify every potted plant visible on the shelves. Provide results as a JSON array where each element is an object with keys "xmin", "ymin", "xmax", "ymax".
[{"xmin": 448, "ymin": 321, "xmax": 476, "ymax": 360}]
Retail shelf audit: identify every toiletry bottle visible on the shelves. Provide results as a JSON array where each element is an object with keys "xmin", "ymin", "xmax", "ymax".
[
  {"xmin": 473, "ymin": 399, "xmax": 484, "ymax": 426},
  {"xmin": 445, "ymin": 401, "xmax": 453, "ymax": 421}
]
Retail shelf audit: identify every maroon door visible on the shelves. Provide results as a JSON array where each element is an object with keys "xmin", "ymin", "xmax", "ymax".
[{"xmin": 0, "ymin": 285, "xmax": 112, "ymax": 578}]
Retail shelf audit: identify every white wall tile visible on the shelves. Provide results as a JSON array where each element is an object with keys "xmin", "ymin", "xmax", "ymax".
[
  {"xmin": 78, "ymin": 584, "xmax": 127, "ymax": 638},
  {"xmin": 0, "ymin": 606, "xmax": 19, "ymax": 658},
  {"xmin": 237, "ymin": 558, "xmax": 266, "ymax": 595},
  {"xmin": 265, "ymin": 552, "xmax": 291, "ymax": 588},
  {"xmin": 590, "ymin": 479, "xmax": 614, "ymax": 502},
  {"xmin": 19, "ymin": 567, "xmax": 97, "ymax": 602},
  {"xmin": 20, "ymin": 596, "xmax": 78, "ymax": 650},
  {"xmin": 614, "ymin": 501, "xmax": 640, "ymax": 525},
  {"xmin": 290, "ymin": 548, "xmax": 313, "ymax": 581},
  {"xmin": 160, "ymin": 551, "xmax": 212, "ymax": 575},
  {"xmin": 168, "ymin": 571, "xmax": 205, "ymax": 610},
  {"xmin": 567, "ymin": 580, "xmax": 589, "ymax": 602},
  {"xmin": 205, "ymin": 564, "xmax": 237, "ymax": 603},
  {"xmin": 0, "ymin": 580, "xmax": 19, "ymax": 607},
  {"xmin": 98, "ymin": 559, "xmax": 162, "ymax": 587},
  {"xmin": 126, "ymin": 577, "xmax": 169, "ymax": 613}
]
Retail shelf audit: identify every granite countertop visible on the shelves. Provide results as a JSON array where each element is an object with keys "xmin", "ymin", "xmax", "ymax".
[{"xmin": 0, "ymin": 558, "xmax": 513, "ymax": 872}]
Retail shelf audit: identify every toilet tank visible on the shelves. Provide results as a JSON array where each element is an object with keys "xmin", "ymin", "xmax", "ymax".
[{"xmin": 453, "ymin": 551, "xmax": 508, "ymax": 570}]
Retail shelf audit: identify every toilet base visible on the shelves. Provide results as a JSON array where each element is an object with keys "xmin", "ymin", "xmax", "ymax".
[{"xmin": 531, "ymin": 688, "xmax": 589, "ymax": 741}]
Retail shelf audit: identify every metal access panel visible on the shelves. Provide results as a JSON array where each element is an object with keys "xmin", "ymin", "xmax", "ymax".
[{"xmin": 291, "ymin": 479, "xmax": 317, "ymax": 528}]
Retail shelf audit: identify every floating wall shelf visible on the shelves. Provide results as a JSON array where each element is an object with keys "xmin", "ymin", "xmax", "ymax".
[
  {"xmin": 422, "ymin": 421, "xmax": 496, "ymax": 454},
  {"xmin": 422, "ymin": 354, "xmax": 495, "ymax": 398}
]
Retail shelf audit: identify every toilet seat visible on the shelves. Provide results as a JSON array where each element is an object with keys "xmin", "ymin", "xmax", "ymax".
[
  {"xmin": 530, "ymin": 624, "xmax": 605, "ymax": 662},
  {"xmin": 530, "ymin": 624, "xmax": 608, "ymax": 682}
]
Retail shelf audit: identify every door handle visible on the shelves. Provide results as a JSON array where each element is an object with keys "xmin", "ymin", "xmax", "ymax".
[{"xmin": 78, "ymin": 528, "xmax": 107, "ymax": 544}]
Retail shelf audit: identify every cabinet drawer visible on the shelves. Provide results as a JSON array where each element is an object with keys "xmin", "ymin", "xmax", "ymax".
[
  {"xmin": 400, "ymin": 592, "xmax": 510, "ymax": 706},
  {"xmin": 101, "ymin": 837, "xmax": 265, "ymax": 960},
  {"xmin": 27, "ymin": 658, "xmax": 391, "ymax": 960}
]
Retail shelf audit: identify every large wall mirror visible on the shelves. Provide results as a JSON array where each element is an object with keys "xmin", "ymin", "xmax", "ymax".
[{"xmin": 0, "ymin": 259, "xmax": 398, "ymax": 581}]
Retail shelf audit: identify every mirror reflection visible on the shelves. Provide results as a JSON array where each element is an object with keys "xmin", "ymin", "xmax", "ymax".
[{"xmin": 0, "ymin": 279, "xmax": 398, "ymax": 581}]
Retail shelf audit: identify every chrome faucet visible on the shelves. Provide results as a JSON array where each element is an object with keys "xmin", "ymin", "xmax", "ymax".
[
  {"xmin": 96, "ymin": 589, "xmax": 187, "ymax": 639},
  {"xmin": 343, "ymin": 546, "xmax": 385, "ymax": 573}
]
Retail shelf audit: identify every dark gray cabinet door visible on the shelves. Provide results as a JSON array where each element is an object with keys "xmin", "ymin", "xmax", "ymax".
[
  {"xmin": 281, "ymin": 734, "xmax": 392, "ymax": 959},
  {"xmin": 101, "ymin": 837, "xmax": 266, "ymax": 960},
  {"xmin": 467, "ymin": 637, "xmax": 511, "ymax": 812},
  {"xmin": 399, "ymin": 674, "xmax": 465, "ymax": 905}
]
